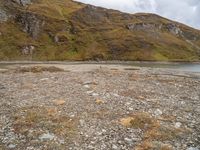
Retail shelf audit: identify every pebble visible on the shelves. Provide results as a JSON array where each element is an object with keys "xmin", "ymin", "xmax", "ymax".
[
  {"xmin": 83, "ymin": 85, "xmax": 90, "ymax": 88},
  {"xmin": 112, "ymin": 144, "xmax": 118, "ymax": 149},
  {"xmin": 92, "ymin": 93, "xmax": 99, "ymax": 97},
  {"xmin": 8, "ymin": 144, "xmax": 16, "ymax": 149},
  {"xmin": 124, "ymin": 138, "xmax": 133, "ymax": 144},
  {"xmin": 175, "ymin": 122, "xmax": 182, "ymax": 128},
  {"xmin": 86, "ymin": 91, "xmax": 94, "ymax": 95},
  {"xmin": 128, "ymin": 107, "xmax": 134, "ymax": 111},
  {"xmin": 40, "ymin": 78, "xmax": 49, "ymax": 81},
  {"xmin": 187, "ymin": 147, "xmax": 199, "ymax": 150},
  {"xmin": 79, "ymin": 119, "xmax": 85, "ymax": 126},
  {"xmin": 39, "ymin": 133, "xmax": 55, "ymax": 141},
  {"xmin": 154, "ymin": 108, "xmax": 163, "ymax": 116}
]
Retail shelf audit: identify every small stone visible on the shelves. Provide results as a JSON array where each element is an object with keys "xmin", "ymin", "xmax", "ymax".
[
  {"xmin": 128, "ymin": 107, "xmax": 134, "ymax": 111},
  {"xmin": 113, "ymin": 93, "xmax": 119, "ymax": 97},
  {"xmin": 87, "ymin": 91, "xmax": 94, "ymax": 95},
  {"xmin": 39, "ymin": 133, "xmax": 55, "ymax": 141},
  {"xmin": 154, "ymin": 109, "xmax": 163, "ymax": 116},
  {"xmin": 79, "ymin": 119, "xmax": 85, "ymax": 126},
  {"xmin": 124, "ymin": 138, "xmax": 133, "ymax": 144},
  {"xmin": 83, "ymin": 81, "xmax": 96, "ymax": 85},
  {"xmin": 138, "ymin": 96, "xmax": 145, "ymax": 100},
  {"xmin": 40, "ymin": 78, "xmax": 49, "ymax": 81},
  {"xmin": 53, "ymin": 99, "xmax": 65, "ymax": 105},
  {"xmin": 92, "ymin": 93, "xmax": 99, "ymax": 97},
  {"xmin": 84, "ymin": 85, "xmax": 90, "ymax": 88},
  {"xmin": 125, "ymin": 102, "xmax": 131, "ymax": 106},
  {"xmin": 8, "ymin": 144, "xmax": 16, "ymax": 149},
  {"xmin": 112, "ymin": 144, "xmax": 118, "ymax": 149},
  {"xmin": 58, "ymin": 139, "xmax": 65, "ymax": 144},
  {"xmin": 175, "ymin": 122, "xmax": 182, "ymax": 128},
  {"xmin": 70, "ymin": 114, "xmax": 75, "ymax": 118}
]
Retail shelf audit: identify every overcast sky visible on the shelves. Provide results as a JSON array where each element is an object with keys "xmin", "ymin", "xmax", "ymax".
[{"xmin": 75, "ymin": 0, "xmax": 200, "ymax": 29}]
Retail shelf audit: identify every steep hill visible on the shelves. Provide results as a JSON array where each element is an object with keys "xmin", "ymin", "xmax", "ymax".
[{"xmin": 0, "ymin": 0, "xmax": 200, "ymax": 61}]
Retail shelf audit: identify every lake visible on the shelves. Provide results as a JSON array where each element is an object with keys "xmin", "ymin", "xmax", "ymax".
[{"xmin": 0, "ymin": 61, "xmax": 200, "ymax": 73}]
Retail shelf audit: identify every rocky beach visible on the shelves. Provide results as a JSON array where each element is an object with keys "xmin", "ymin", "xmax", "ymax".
[{"xmin": 0, "ymin": 63, "xmax": 200, "ymax": 150}]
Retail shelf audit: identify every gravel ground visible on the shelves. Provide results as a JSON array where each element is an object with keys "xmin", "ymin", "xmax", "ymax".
[{"xmin": 0, "ymin": 64, "xmax": 200, "ymax": 150}]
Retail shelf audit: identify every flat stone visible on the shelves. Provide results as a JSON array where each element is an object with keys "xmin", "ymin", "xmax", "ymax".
[
  {"xmin": 154, "ymin": 109, "xmax": 163, "ymax": 116},
  {"xmin": 8, "ymin": 144, "xmax": 16, "ymax": 149},
  {"xmin": 175, "ymin": 122, "xmax": 182, "ymax": 128},
  {"xmin": 39, "ymin": 133, "xmax": 55, "ymax": 141},
  {"xmin": 83, "ymin": 85, "xmax": 90, "ymax": 88},
  {"xmin": 53, "ymin": 99, "xmax": 66, "ymax": 105},
  {"xmin": 112, "ymin": 144, "xmax": 118, "ymax": 149},
  {"xmin": 124, "ymin": 137, "xmax": 133, "ymax": 144},
  {"xmin": 187, "ymin": 147, "xmax": 199, "ymax": 150}
]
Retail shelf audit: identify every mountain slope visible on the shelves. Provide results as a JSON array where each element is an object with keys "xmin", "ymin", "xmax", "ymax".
[{"xmin": 0, "ymin": 0, "xmax": 200, "ymax": 61}]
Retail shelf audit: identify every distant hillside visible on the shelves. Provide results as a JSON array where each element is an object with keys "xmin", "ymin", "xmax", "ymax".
[{"xmin": 0, "ymin": 0, "xmax": 200, "ymax": 61}]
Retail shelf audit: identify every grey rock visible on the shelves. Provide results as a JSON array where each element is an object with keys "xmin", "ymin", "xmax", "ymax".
[
  {"xmin": 17, "ymin": 12, "xmax": 45, "ymax": 39},
  {"xmin": 124, "ymin": 138, "xmax": 133, "ymax": 144},
  {"xmin": 154, "ymin": 108, "xmax": 163, "ymax": 116},
  {"xmin": 79, "ymin": 119, "xmax": 85, "ymax": 126},
  {"xmin": 166, "ymin": 23, "xmax": 182, "ymax": 35},
  {"xmin": 187, "ymin": 147, "xmax": 199, "ymax": 150},
  {"xmin": 39, "ymin": 133, "xmax": 55, "ymax": 141},
  {"xmin": 112, "ymin": 144, "xmax": 118, "ymax": 150},
  {"xmin": 0, "ymin": 9, "xmax": 8, "ymax": 22},
  {"xmin": 21, "ymin": 45, "xmax": 35, "ymax": 55},
  {"xmin": 8, "ymin": 144, "xmax": 16, "ymax": 149},
  {"xmin": 175, "ymin": 122, "xmax": 182, "ymax": 128},
  {"xmin": 12, "ymin": 0, "xmax": 32, "ymax": 6}
]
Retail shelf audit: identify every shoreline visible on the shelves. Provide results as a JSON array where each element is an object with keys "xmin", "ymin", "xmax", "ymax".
[
  {"xmin": 1, "ymin": 61, "xmax": 200, "ymax": 73},
  {"xmin": 1, "ymin": 60, "xmax": 200, "ymax": 65},
  {"xmin": 0, "ymin": 63, "xmax": 200, "ymax": 149}
]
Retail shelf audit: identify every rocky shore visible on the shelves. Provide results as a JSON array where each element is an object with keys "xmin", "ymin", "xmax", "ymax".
[{"xmin": 0, "ymin": 63, "xmax": 200, "ymax": 150}]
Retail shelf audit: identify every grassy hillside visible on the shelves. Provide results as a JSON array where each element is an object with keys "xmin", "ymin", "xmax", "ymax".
[{"xmin": 0, "ymin": 0, "xmax": 200, "ymax": 61}]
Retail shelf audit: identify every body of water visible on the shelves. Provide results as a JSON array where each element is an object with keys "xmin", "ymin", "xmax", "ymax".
[
  {"xmin": 0, "ymin": 61, "xmax": 200, "ymax": 73},
  {"xmin": 128, "ymin": 62, "xmax": 200, "ymax": 73}
]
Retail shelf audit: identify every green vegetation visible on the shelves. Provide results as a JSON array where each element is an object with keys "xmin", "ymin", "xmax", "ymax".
[{"xmin": 0, "ymin": 0, "xmax": 200, "ymax": 61}]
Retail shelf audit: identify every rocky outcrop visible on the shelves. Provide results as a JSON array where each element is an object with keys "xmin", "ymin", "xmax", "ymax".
[
  {"xmin": 54, "ymin": 34, "xmax": 69, "ymax": 44},
  {"xmin": 16, "ymin": 12, "xmax": 45, "ymax": 39},
  {"xmin": 0, "ymin": 9, "xmax": 9, "ymax": 22},
  {"xmin": 126, "ymin": 23, "xmax": 162, "ymax": 31},
  {"xmin": 11, "ymin": 0, "xmax": 32, "ymax": 6},
  {"xmin": 165, "ymin": 23, "xmax": 182, "ymax": 35},
  {"xmin": 126, "ymin": 22, "xmax": 183, "ymax": 36},
  {"xmin": 21, "ymin": 45, "xmax": 35, "ymax": 55}
]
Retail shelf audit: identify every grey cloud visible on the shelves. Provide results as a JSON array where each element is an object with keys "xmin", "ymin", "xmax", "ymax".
[{"xmin": 75, "ymin": 0, "xmax": 200, "ymax": 29}]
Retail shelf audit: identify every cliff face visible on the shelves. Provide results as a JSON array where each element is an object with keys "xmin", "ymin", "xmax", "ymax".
[{"xmin": 0, "ymin": 0, "xmax": 200, "ymax": 61}]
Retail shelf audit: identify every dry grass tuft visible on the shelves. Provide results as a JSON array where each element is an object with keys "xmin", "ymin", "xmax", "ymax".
[
  {"xmin": 120, "ymin": 112, "xmax": 188, "ymax": 149},
  {"xmin": 13, "ymin": 106, "xmax": 78, "ymax": 138},
  {"xmin": 130, "ymin": 112, "xmax": 159, "ymax": 129},
  {"xmin": 14, "ymin": 66, "xmax": 64, "ymax": 73},
  {"xmin": 135, "ymin": 141, "xmax": 173, "ymax": 150}
]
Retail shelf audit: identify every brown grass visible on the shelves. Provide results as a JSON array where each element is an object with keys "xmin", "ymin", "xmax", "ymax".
[
  {"xmin": 120, "ymin": 112, "xmax": 189, "ymax": 149},
  {"xmin": 14, "ymin": 66, "xmax": 64, "ymax": 73},
  {"xmin": 13, "ymin": 106, "xmax": 78, "ymax": 138}
]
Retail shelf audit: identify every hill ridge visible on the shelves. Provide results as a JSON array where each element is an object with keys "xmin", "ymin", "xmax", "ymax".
[{"xmin": 0, "ymin": 0, "xmax": 200, "ymax": 61}]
